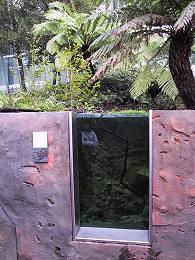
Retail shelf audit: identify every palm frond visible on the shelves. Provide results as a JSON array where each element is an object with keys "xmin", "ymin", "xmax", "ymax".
[{"xmin": 174, "ymin": 1, "xmax": 195, "ymax": 32}]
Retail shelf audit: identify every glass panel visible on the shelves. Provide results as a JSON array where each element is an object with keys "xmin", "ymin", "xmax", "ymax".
[{"xmin": 76, "ymin": 113, "xmax": 149, "ymax": 230}]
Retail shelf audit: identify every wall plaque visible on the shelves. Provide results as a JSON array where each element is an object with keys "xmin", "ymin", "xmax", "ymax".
[{"xmin": 33, "ymin": 132, "xmax": 48, "ymax": 163}]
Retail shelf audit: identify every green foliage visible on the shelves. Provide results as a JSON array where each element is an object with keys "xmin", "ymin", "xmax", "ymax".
[
  {"xmin": 0, "ymin": 0, "xmax": 48, "ymax": 54},
  {"xmin": 100, "ymin": 68, "xmax": 134, "ymax": 96},
  {"xmin": 130, "ymin": 66, "xmax": 178, "ymax": 100},
  {"xmin": 1, "ymin": 0, "xmax": 190, "ymax": 111},
  {"xmin": 32, "ymin": 1, "xmax": 121, "ymax": 110},
  {"xmin": 0, "ymin": 84, "xmax": 94, "ymax": 112},
  {"xmin": 34, "ymin": 1, "xmax": 118, "ymax": 57},
  {"xmin": 128, "ymin": 37, "xmax": 179, "ymax": 100},
  {"xmin": 0, "ymin": 92, "xmax": 17, "ymax": 108},
  {"xmin": 0, "ymin": 41, "xmax": 102, "ymax": 112},
  {"xmin": 87, "ymin": 0, "xmax": 195, "ymax": 108},
  {"xmin": 95, "ymin": 37, "xmax": 178, "ymax": 102},
  {"xmin": 108, "ymin": 109, "xmax": 148, "ymax": 116},
  {"xmin": 135, "ymin": 94, "xmax": 177, "ymax": 110},
  {"xmin": 53, "ymin": 41, "xmax": 101, "ymax": 109}
]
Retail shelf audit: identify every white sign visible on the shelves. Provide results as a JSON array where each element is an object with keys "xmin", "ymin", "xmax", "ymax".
[{"xmin": 33, "ymin": 132, "xmax": 48, "ymax": 148}]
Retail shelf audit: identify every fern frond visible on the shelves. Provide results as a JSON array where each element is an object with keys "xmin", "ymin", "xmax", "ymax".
[
  {"xmin": 174, "ymin": 1, "xmax": 195, "ymax": 32},
  {"xmin": 115, "ymin": 14, "xmax": 173, "ymax": 35},
  {"xmin": 130, "ymin": 67, "xmax": 157, "ymax": 99},
  {"xmin": 74, "ymin": 13, "xmax": 89, "ymax": 28},
  {"xmin": 158, "ymin": 69, "xmax": 178, "ymax": 99},
  {"xmin": 89, "ymin": 16, "xmax": 171, "ymax": 61},
  {"xmin": 130, "ymin": 66, "xmax": 178, "ymax": 100},
  {"xmin": 46, "ymin": 33, "xmax": 67, "ymax": 54},
  {"xmin": 48, "ymin": 1, "xmax": 76, "ymax": 16},
  {"xmin": 33, "ymin": 21, "xmax": 62, "ymax": 36},
  {"xmin": 44, "ymin": 9, "xmax": 66, "ymax": 21},
  {"xmin": 81, "ymin": 3, "xmax": 119, "ymax": 46},
  {"xmin": 88, "ymin": 27, "xmax": 117, "ymax": 51},
  {"xmin": 148, "ymin": 38, "xmax": 170, "ymax": 63},
  {"xmin": 90, "ymin": 48, "xmax": 133, "ymax": 83},
  {"xmin": 90, "ymin": 41, "xmax": 118, "ymax": 60},
  {"xmin": 90, "ymin": 35, "xmax": 169, "ymax": 81}
]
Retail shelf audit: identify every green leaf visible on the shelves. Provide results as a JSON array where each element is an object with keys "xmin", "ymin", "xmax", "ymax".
[
  {"xmin": 33, "ymin": 21, "xmax": 61, "ymax": 36},
  {"xmin": 46, "ymin": 33, "xmax": 67, "ymax": 54}
]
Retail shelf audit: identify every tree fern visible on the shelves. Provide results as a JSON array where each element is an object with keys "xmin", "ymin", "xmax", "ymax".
[
  {"xmin": 89, "ymin": 13, "xmax": 173, "ymax": 66},
  {"xmin": 88, "ymin": 27, "xmax": 118, "ymax": 51},
  {"xmin": 34, "ymin": 1, "xmax": 119, "ymax": 55}
]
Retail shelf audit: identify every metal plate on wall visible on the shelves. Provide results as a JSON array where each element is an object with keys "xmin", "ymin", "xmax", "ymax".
[{"xmin": 33, "ymin": 148, "xmax": 48, "ymax": 163}]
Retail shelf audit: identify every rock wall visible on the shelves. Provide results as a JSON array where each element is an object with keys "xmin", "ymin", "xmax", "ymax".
[
  {"xmin": 0, "ymin": 111, "xmax": 194, "ymax": 260},
  {"xmin": 152, "ymin": 110, "xmax": 195, "ymax": 260}
]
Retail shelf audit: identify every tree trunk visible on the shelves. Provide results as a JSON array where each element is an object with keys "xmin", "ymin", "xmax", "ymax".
[
  {"xmin": 169, "ymin": 30, "xmax": 195, "ymax": 109},
  {"xmin": 17, "ymin": 55, "xmax": 27, "ymax": 92},
  {"xmin": 16, "ymin": 45, "xmax": 27, "ymax": 92},
  {"xmin": 52, "ymin": 68, "xmax": 57, "ymax": 86}
]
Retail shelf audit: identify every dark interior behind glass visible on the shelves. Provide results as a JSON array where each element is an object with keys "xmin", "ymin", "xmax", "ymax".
[{"xmin": 76, "ymin": 113, "xmax": 149, "ymax": 230}]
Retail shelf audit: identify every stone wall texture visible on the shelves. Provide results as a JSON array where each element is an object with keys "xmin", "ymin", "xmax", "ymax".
[
  {"xmin": 152, "ymin": 110, "xmax": 195, "ymax": 260},
  {"xmin": 0, "ymin": 111, "xmax": 194, "ymax": 260}
]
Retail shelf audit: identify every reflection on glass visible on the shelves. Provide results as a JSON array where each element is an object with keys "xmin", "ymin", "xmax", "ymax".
[{"xmin": 77, "ymin": 114, "xmax": 149, "ymax": 230}]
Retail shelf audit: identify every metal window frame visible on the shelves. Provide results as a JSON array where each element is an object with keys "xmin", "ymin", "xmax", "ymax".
[{"xmin": 69, "ymin": 111, "xmax": 153, "ymax": 244}]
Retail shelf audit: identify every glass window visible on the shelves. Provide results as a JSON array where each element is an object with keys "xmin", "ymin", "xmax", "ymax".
[{"xmin": 70, "ymin": 112, "xmax": 151, "ymax": 243}]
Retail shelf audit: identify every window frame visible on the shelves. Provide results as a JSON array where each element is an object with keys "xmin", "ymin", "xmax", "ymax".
[{"xmin": 69, "ymin": 111, "xmax": 152, "ymax": 244}]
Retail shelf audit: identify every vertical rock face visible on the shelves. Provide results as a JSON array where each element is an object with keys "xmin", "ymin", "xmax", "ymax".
[
  {"xmin": 152, "ymin": 110, "xmax": 195, "ymax": 260},
  {"xmin": 0, "ymin": 112, "xmax": 72, "ymax": 260},
  {"xmin": 0, "ymin": 111, "xmax": 194, "ymax": 260},
  {"xmin": 0, "ymin": 112, "xmax": 149, "ymax": 260}
]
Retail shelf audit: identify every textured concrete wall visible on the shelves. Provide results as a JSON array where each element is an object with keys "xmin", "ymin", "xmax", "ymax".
[
  {"xmin": 0, "ymin": 112, "xmax": 149, "ymax": 260},
  {"xmin": 0, "ymin": 111, "xmax": 194, "ymax": 260},
  {"xmin": 152, "ymin": 110, "xmax": 195, "ymax": 260}
]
